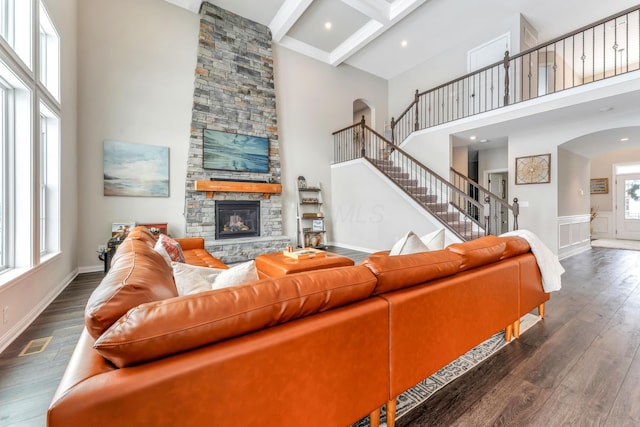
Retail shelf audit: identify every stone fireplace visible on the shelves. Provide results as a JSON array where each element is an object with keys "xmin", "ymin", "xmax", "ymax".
[
  {"xmin": 183, "ymin": 3, "xmax": 290, "ymax": 263},
  {"xmin": 215, "ymin": 201, "xmax": 260, "ymax": 240}
]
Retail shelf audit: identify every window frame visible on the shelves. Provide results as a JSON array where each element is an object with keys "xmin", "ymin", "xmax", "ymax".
[
  {"xmin": 0, "ymin": 0, "xmax": 61, "ymax": 279},
  {"xmin": 38, "ymin": 2, "xmax": 59, "ymax": 101},
  {"xmin": 0, "ymin": 78, "xmax": 8, "ymax": 270}
]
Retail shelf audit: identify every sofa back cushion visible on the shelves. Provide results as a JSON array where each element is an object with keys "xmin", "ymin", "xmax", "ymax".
[
  {"xmin": 85, "ymin": 238, "xmax": 178, "ymax": 339},
  {"xmin": 363, "ymin": 250, "xmax": 462, "ymax": 294},
  {"xmin": 446, "ymin": 235, "xmax": 506, "ymax": 271},
  {"xmin": 125, "ymin": 226, "xmax": 157, "ymax": 247},
  {"xmin": 93, "ymin": 265, "xmax": 378, "ymax": 367},
  {"xmin": 499, "ymin": 236, "xmax": 530, "ymax": 260}
]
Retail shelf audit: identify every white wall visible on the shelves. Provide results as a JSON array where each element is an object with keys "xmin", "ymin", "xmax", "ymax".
[
  {"xmin": 74, "ymin": 0, "xmax": 388, "ymax": 269},
  {"xmin": 0, "ymin": 0, "xmax": 78, "ymax": 352},
  {"xmin": 400, "ymin": 130, "xmax": 452, "ymax": 179},
  {"xmin": 452, "ymin": 146, "xmax": 468, "ymax": 175},
  {"xmin": 506, "ymin": 103, "xmax": 640, "ymax": 252},
  {"xmin": 331, "ymin": 160, "xmax": 459, "ymax": 252},
  {"xmin": 76, "ymin": 0, "xmax": 200, "ymax": 270},
  {"xmin": 557, "ymin": 148, "xmax": 591, "ymax": 258},
  {"xmin": 388, "ymin": 13, "xmax": 524, "ymax": 118},
  {"xmin": 479, "ymin": 147, "xmax": 508, "ymax": 185},
  {"xmin": 273, "ymin": 45, "xmax": 388, "ymax": 243},
  {"xmin": 558, "ymin": 148, "xmax": 590, "ymax": 216}
]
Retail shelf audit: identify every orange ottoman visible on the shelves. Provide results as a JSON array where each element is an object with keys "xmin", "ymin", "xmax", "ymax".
[{"xmin": 255, "ymin": 251, "xmax": 355, "ymax": 278}]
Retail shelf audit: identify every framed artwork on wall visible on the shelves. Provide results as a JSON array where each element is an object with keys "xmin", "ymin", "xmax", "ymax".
[
  {"xmin": 103, "ymin": 140, "xmax": 169, "ymax": 197},
  {"xmin": 515, "ymin": 153, "xmax": 551, "ymax": 185},
  {"xmin": 111, "ymin": 222, "xmax": 135, "ymax": 237},
  {"xmin": 590, "ymin": 178, "xmax": 608, "ymax": 194},
  {"xmin": 203, "ymin": 129, "xmax": 269, "ymax": 173}
]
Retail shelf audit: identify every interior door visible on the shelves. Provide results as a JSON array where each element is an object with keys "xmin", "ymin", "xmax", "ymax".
[
  {"xmin": 488, "ymin": 172, "xmax": 509, "ymax": 234},
  {"xmin": 616, "ymin": 173, "xmax": 640, "ymax": 240}
]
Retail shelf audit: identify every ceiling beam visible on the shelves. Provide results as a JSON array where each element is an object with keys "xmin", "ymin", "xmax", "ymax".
[
  {"xmin": 330, "ymin": 19, "xmax": 385, "ymax": 65},
  {"xmin": 270, "ymin": 0, "xmax": 314, "ymax": 42},
  {"xmin": 340, "ymin": 0, "xmax": 390, "ymax": 22}
]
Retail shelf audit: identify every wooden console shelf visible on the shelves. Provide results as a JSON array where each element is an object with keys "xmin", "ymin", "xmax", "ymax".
[{"xmin": 194, "ymin": 180, "xmax": 282, "ymax": 199}]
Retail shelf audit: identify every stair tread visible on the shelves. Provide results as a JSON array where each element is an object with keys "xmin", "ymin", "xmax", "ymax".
[{"xmin": 371, "ymin": 157, "xmax": 493, "ymax": 242}]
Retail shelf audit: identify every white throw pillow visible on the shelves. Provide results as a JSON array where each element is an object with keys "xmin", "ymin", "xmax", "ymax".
[
  {"xmin": 172, "ymin": 262, "xmax": 224, "ymax": 296},
  {"xmin": 389, "ymin": 231, "xmax": 429, "ymax": 256},
  {"xmin": 154, "ymin": 234, "xmax": 185, "ymax": 267},
  {"xmin": 212, "ymin": 260, "xmax": 259, "ymax": 290},
  {"xmin": 420, "ymin": 228, "xmax": 445, "ymax": 251},
  {"xmin": 172, "ymin": 260, "xmax": 260, "ymax": 295}
]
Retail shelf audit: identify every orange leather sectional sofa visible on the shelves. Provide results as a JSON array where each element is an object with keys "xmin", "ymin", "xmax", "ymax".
[{"xmin": 47, "ymin": 227, "xmax": 548, "ymax": 427}]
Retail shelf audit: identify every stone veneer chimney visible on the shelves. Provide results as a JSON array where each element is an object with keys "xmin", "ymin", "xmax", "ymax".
[{"xmin": 184, "ymin": 2, "xmax": 289, "ymax": 263}]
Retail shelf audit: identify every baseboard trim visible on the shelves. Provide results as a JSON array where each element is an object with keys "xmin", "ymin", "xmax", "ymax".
[
  {"xmin": 558, "ymin": 241, "xmax": 591, "ymax": 260},
  {"xmin": 0, "ymin": 269, "xmax": 78, "ymax": 354},
  {"xmin": 78, "ymin": 264, "xmax": 104, "ymax": 274}
]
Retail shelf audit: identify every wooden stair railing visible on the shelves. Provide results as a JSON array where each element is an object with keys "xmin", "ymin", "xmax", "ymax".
[
  {"xmin": 449, "ymin": 168, "xmax": 519, "ymax": 236},
  {"xmin": 333, "ymin": 117, "xmax": 520, "ymax": 240}
]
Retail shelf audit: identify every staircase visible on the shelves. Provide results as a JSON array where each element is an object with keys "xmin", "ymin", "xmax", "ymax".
[
  {"xmin": 331, "ymin": 6, "xmax": 639, "ymax": 239},
  {"xmin": 333, "ymin": 118, "xmax": 518, "ymax": 241},
  {"xmin": 368, "ymin": 158, "xmax": 481, "ymax": 241}
]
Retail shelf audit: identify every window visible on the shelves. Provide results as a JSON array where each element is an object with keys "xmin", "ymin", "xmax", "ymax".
[
  {"xmin": 615, "ymin": 163, "xmax": 640, "ymax": 175},
  {"xmin": 623, "ymin": 177, "xmax": 640, "ymax": 220},
  {"xmin": 39, "ymin": 3, "xmax": 59, "ymax": 100},
  {"xmin": 0, "ymin": 81, "xmax": 6, "ymax": 270},
  {"xmin": 0, "ymin": 0, "xmax": 60, "ymax": 277},
  {"xmin": 39, "ymin": 114, "xmax": 46, "ymax": 254},
  {"xmin": 0, "ymin": 0, "xmax": 5, "ymax": 41},
  {"xmin": 0, "ymin": 0, "xmax": 32, "ymax": 69},
  {"xmin": 39, "ymin": 102, "xmax": 59, "ymax": 257}
]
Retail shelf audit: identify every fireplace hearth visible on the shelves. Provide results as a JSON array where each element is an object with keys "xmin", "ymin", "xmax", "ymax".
[{"xmin": 215, "ymin": 201, "xmax": 260, "ymax": 240}]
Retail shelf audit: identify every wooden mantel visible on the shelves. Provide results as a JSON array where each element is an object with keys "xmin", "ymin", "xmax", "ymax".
[{"xmin": 194, "ymin": 180, "xmax": 282, "ymax": 199}]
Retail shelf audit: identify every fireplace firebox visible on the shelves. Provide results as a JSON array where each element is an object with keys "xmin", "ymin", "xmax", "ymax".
[{"xmin": 215, "ymin": 201, "xmax": 260, "ymax": 240}]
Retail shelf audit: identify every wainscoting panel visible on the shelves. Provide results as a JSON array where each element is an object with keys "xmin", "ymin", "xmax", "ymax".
[
  {"xmin": 591, "ymin": 211, "xmax": 614, "ymax": 239},
  {"xmin": 558, "ymin": 215, "xmax": 591, "ymax": 259}
]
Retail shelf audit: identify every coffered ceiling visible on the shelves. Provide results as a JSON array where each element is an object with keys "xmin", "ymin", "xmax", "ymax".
[{"xmin": 163, "ymin": 0, "xmax": 639, "ymax": 80}]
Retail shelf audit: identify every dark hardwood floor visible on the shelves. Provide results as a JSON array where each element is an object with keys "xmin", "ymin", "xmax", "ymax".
[
  {"xmin": 0, "ymin": 247, "xmax": 639, "ymax": 426},
  {"xmin": 397, "ymin": 247, "xmax": 640, "ymax": 427}
]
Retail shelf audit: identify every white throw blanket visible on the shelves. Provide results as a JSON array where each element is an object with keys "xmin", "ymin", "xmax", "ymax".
[{"xmin": 501, "ymin": 229, "xmax": 565, "ymax": 292}]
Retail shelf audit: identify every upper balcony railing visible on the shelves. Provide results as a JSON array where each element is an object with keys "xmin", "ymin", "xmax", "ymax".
[{"xmin": 390, "ymin": 5, "xmax": 640, "ymax": 145}]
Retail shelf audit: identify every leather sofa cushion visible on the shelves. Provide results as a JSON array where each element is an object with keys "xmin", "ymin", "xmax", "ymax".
[
  {"xmin": 499, "ymin": 236, "xmax": 530, "ymax": 260},
  {"xmin": 85, "ymin": 238, "xmax": 178, "ymax": 339},
  {"xmin": 93, "ymin": 265, "xmax": 378, "ymax": 367},
  {"xmin": 174, "ymin": 237, "xmax": 205, "ymax": 251},
  {"xmin": 125, "ymin": 226, "xmax": 157, "ymax": 248},
  {"xmin": 363, "ymin": 250, "xmax": 462, "ymax": 294},
  {"xmin": 175, "ymin": 238, "xmax": 228, "ymax": 269},
  {"xmin": 446, "ymin": 235, "xmax": 506, "ymax": 271}
]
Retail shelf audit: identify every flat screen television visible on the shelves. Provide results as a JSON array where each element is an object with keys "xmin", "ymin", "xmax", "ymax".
[{"xmin": 203, "ymin": 129, "xmax": 269, "ymax": 173}]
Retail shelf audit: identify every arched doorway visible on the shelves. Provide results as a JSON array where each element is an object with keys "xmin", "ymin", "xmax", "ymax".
[{"xmin": 353, "ymin": 98, "xmax": 374, "ymax": 128}]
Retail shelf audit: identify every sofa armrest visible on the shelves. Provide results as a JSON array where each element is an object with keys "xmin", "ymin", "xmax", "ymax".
[{"xmin": 174, "ymin": 237, "xmax": 204, "ymax": 251}]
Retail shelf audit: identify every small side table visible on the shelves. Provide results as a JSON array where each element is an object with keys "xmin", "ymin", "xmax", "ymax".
[
  {"xmin": 99, "ymin": 234, "xmax": 127, "ymax": 273},
  {"xmin": 255, "ymin": 251, "xmax": 354, "ymax": 278}
]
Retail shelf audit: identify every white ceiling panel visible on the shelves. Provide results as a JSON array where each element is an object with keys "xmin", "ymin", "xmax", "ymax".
[
  {"xmin": 288, "ymin": 0, "xmax": 371, "ymax": 52},
  {"xmin": 165, "ymin": 0, "xmax": 640, "ymax": 80}
]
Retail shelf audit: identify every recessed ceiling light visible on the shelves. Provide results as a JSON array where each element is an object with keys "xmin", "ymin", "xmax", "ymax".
[
  {"xmin": 401, "ymin": 40, "xmax": 408, "ymax": 47},
  {"xmin": 324, "ymin": 22, "xmax": 332, "ymax": 30},
  {"xmin": 480, "ymin": 139, "xmax": 489, "ymax": 143},
  {"xmin": 621, "ymin": 137, "xmax": 630, "ymax": 142},
  {"xmin": 470, "ymin": 136, "xmax": 477, "ymax": 141}
]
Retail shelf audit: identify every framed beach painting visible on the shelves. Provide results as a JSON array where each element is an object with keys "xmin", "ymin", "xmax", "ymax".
[
  {"xmin": 103, "ymin": 140, "xmax": 169, "ymax": 197},
  {"xmin": 203, "ymin": 129, "xmax": 269, "ymax": 173}
]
